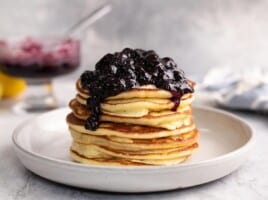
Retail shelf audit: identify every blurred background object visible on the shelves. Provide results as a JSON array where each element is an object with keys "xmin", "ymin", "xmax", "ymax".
[
  {"xmin": 200, "ymin": 66, "xmax": 268, "ymax": 112},
  {"xmin": 0, "ymin": 0, "xmax": 267, "ymax": 77},
  {"xmin": 0, "ymin": 71, "xmax": 26, "ymax": 98},
  {"xmin": 0, "ymin": 2, "xmax": 111, "ymax": 112},
  {"xmin": 0, "ymin": 36, "xmax": 80, "ymax": 112}
]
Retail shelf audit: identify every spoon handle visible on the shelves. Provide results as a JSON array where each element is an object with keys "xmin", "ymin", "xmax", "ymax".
[{"xmin": 65, "ymin": 4, "xmax": 112, "ymax": 36}]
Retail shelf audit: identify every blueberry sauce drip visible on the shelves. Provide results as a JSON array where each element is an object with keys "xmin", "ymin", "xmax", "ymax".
[{"xmin": 80, "ymin": 48, "xmax": 194, "ymax": 130}]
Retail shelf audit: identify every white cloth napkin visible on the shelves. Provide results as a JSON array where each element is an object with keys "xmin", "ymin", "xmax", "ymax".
[{"xmin": 200, "ymin": 67, "xmax": 268, "ymax": 112}]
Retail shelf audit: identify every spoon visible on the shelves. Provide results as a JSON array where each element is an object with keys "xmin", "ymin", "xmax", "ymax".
[{"xmin": 65, "ymin": 4, "xmax": 112, "ymax": 37}]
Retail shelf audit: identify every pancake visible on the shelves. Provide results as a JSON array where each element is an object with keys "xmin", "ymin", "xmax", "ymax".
[
  {"xmin": 76, "ymin": 90, "xmax": 194, "ymax": 110},
  {"xmin": 76, "ymin": 80, "xmax": 196, "ymax": 100},
  {"xmin": 75, "ymin": 94, "xmax": 194, "ymax": 117},
  {"xmin": 69, "ymin": 99, "xmax": 193, "ymax": 130},
  {"xmin": 71, "ymin": 142, "xmax": 198, "ymax": 160},
  {"xmin": 70, "ymin": 97, "xmax": 192, "ymax": 117},
  {"xmin": 76, "ymin": 80, "xmax": 173, "ymax": 99},
  {"xmin": 70, "ymin": 128, "xmax": 199, "ymax": 151},
  {"xmin": 70, "ymin": 150, "xmax": 189, "ymax": 166},
  {"xmin": 67, "ymin": 113, "xmax": 196, "ymax": 139}
]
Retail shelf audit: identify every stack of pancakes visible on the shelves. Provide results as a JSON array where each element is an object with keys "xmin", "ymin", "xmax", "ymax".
[{"xmin": 66, "ymin": 80, "xmax": 199, "ymax": 166}]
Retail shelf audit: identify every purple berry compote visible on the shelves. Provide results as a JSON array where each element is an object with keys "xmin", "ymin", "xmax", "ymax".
[{"xmin": 0, "ymin": 37, "xmax": 80, "ymax": 78}]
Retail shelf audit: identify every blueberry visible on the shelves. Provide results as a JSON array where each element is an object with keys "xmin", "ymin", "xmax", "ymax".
[
  {"xmin": 135, "ymin": 49, "xmax": 146, "ymax": 57},
  {"xmin": 163, "ymin": 57, "xmax": 176, "ymax": 69},
  {"xmin": 95, "ymin": 53, "xmax": 113, "ymax": 71},
  {"xmin": 145, "ymin": 50, "xmax": 157, "ymax": 57},
  {"xmin": 85, "ymin": 116, "xmax": 99, "ymax": 130},
  {"xmin": 80, "ymin": 71, "xmax": 95, "ymax": 85},
  {"xmin": 173, "ymin": 70, "xmax": 183, "ymax": 80}
]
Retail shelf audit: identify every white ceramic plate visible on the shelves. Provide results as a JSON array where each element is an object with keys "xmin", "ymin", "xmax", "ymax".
[{"xmin": 12, "ymin": 106, "xmax": 253, "ymax": 193}]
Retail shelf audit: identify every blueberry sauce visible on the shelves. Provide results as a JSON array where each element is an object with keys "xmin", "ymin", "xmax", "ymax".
[
  {"xmin": 80, "ymin": 48, "xmax": 194, "ymax": 130},
  {"xmin": 0, "ymin": 37, "xmax": 80, "ymax": 78}
]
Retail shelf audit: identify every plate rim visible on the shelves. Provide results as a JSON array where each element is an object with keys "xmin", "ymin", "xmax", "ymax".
[{"xmin": 12, "ymin": 105, "xmax": 254, "ymax": 172}]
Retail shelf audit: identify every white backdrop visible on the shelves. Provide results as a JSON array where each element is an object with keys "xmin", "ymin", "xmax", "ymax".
[{"xmin": 0, "ymin": 0, "xmax": 267, "ymax": 77}]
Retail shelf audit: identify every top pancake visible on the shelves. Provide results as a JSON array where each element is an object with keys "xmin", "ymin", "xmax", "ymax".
[
  {"xmin": 76, "ymin": 80, "xmax": 195, "ymax": 100},
  {"xmin": 75, "ymin": 93, "xmax": 194, "ymax": 117},
  {"xmin": 75, "ymin": 79, "xmax": 194, "ymax": 116}
]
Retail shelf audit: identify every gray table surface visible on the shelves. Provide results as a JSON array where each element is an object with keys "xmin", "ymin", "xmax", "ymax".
[{"xmin": 0, "ymin": 83, "xmax": 267, "ymax": 200}]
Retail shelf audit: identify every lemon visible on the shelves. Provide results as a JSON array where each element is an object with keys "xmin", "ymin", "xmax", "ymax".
[
  {"xmin": 0, "ymin": 72, "xmax": 27, "ymax": 98},
  {"xmin": 0, "ymin": 82, "xmax": 3, "ymax": 99}
]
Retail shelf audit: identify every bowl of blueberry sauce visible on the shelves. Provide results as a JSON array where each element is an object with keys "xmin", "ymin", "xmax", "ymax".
[
  {"xmin": 0, "ymin": 36, "xmax": 80, "ymax": 113},
  {"xmin": 0, "ymin": 36, "xmax": 80, "ymax": 78}
]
